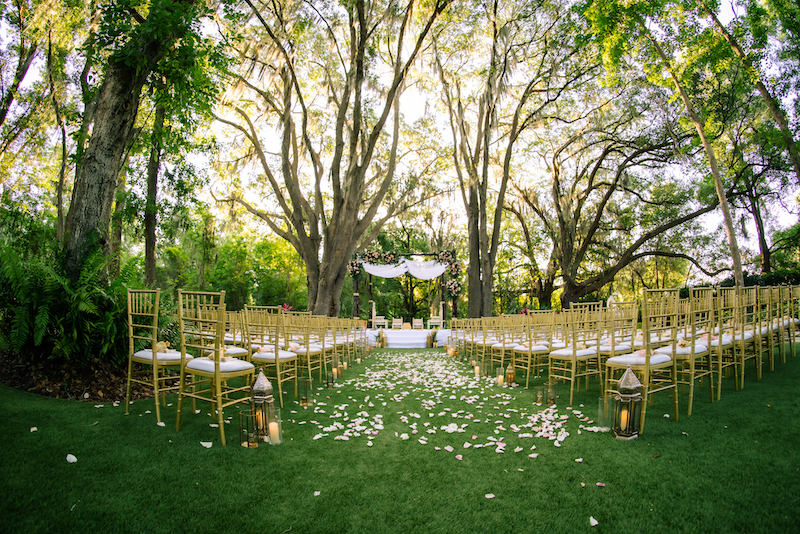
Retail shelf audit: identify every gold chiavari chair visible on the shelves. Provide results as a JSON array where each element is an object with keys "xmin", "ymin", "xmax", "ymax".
[
  {"xmin": 246, "ymin": 305, "xmax": 298, "ymax": 408},
  {"xmin": 710, "ymin": 287, "xmax": 738, "ymax": 400},
  {"xmin": 513, "ymin": 310, "xmax": 553, "ymax": 388},
  {"xmin": 548, "ymin": 306, "xmax": 603, "ymax": 405},
  {"xmin": 734, "ymin": 286, "xmax": 761, "ymax": 388},
  {"xmin": 656, "ymin": 287, "xmax": 714, "ymax": 416},
  {"xmin": 175, "ymin": 290, "xmax": 255, "ymax": 446},
  {"xmin": 125, "ymin": 288, "xmax": 184, "ymax": 424},
  {"xmin": 604, "ymin": 288, "xmax": 680, "ymax": 433}
]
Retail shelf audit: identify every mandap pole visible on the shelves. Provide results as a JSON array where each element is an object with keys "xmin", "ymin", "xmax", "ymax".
[
  {"xmin": 441, "ymin": 272, "xmax": 448, "ymax": 326},
  {"xmin": 353, "ymin": 270, "xmax": 359, "ymax": 319}
]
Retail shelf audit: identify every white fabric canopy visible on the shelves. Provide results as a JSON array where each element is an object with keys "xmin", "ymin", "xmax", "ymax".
[{"xmin": 361, "ymin": 258, "xmax": 448, "ymax": 280}]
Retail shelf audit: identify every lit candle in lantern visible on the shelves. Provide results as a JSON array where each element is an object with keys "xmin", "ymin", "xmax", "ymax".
[
  {"xmin": 474, "ymin": 365, "xmax": 480, "ymax": 378},
  {"xmin": 343, "ymin": 361, "xmax": 348, "ymax": 370},
  {"xmin": 356, "ymin": 357, "xmax": 361, "ymax": 364},
  {"xmin": 268, "ymin": 421, "xmax": 280, "ymax": 444},
  {"xmin": 619, "ymin": 406, "xmax": 629, "ymax": 432},
  {"xmin": 497, "ymin": 374, "xmax": 504, "ymax": 386},
  {"xmin": 332, "ymin": 367, "xmax": 338, "ymax": 379}
]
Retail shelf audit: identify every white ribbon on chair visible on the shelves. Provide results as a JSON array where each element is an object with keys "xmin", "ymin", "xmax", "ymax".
[{"xmin": 361, "ymin": 259, "xmax": 448, "ymax": 280}]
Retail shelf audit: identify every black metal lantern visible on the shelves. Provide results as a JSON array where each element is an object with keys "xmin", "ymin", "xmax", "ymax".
[
  {"xmin": 613, "ymin": 365, "xmax": 643, "ymax": 440},
  {"xmin": 251, "ymin": 369, "xmax": 276, "ymax": 443}
]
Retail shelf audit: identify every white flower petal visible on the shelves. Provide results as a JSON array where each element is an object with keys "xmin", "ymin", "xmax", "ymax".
[
  {"xmin": 30, "ymin": 427, "xmax": 37, "ymax": 433},
  {"xmin": 590, "ymin": 517, "xmax": 599, "ymax": 527},
  {"xmin": 485, "ymin": 493, "xmax": 495, "ymax": 499},
  {"xmin": 156, "ymin": 422, "xmax": 166, "ymax": 427},
  {"xmin": 314, "ymin": 491, "xmax": 321, "ymax": 496},
  {"xmin": 66, "ymin": 454, "xmax": 77, "ymax": 463},
  {"xmin": 200, "ymin": 441, "xmax": 213, "ymax": 448}
]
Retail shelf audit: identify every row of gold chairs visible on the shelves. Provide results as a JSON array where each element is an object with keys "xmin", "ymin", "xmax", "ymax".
[
  {"xmin": 125, "ymin": 289, "xmax": 367, "ymax": 445},
  {"xmin": 450, "ymin": 285, "xmax": 799, "ymax": 433}
]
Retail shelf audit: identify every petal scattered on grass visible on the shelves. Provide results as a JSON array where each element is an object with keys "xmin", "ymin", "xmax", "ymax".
[
  {"xmin": 485, "ymin": 493, "xmax": 495, "ymax": 499},
  {"xmin": 156, "ymin": 422, "xmax": 166, "ymax": 427},
  {"xmin": 66, "ymin": 454, "xmax": 77, "ymax": 463},
  {"xmin": 590, "ymin": 516, "xmax": 599, "ymax": 527},
  {"xmin": 200, "ymin": 441, "xmax": 213, "ymax": 448},
  {"xmin": 455, "ymin": 454, "xmax": 463, "ymax": 460},
  {"xmin": 30, "ymin": 427, "xmax": 37, "ymax": 433},
  {"xmin": 575, "ymin": 458, "xmax": 583, "ymax": 463},
  {"xmin": 596, "ymin": 482, "xmax": 605, "ymax": 487},
  {"xmin": 314, "ymin": 491, "xmax": 321, "ymax": 497}
]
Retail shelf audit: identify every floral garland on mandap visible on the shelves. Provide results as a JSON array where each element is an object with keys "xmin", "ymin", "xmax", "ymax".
[
  {"xmin": 436, "ymin": 250, "xmax": 456, "ymax": 264},
  {"xmin": 445, "ymin": 279, "xmax": 462, "ymax": 298},
  {"xmin": 357, "ymin": 249, "xmax": 457, "ymax": 267},
  {"xmin": 347, "ymin": 260, "xmax": 361, "ymax": 276}
]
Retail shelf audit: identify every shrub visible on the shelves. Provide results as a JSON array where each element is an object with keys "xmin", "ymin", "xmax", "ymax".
[{"xmin": 0, "ymin": 246, "xmax": 135, "ymax": 366}]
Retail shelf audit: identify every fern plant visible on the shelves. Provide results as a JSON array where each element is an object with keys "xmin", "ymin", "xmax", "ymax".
[{"xmin": 0, "ymin": 246, "xmax": 135, "ymax": 366}]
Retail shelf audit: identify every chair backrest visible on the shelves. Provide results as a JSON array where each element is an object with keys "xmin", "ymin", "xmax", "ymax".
[
  {"xmin": 127, "ymin": 288, "xmax": 161, "ymax": 355},
  {"xmin": 412, "ymin": 318, "xmax": 423, "ymax": 329},
  {"xmin": 392, "ymin": 318, "xmax": 403, "ymax": 329},
  {"xmin": 178, "ymin": 290, "xmax": 226, "ymax": 363},
  {"xmin": 562, "ymin": 306, "xmax": 602, "ymax": 350},
  {"xmin": 245, "ymin": 305, "xmax": 285, "ymax": 352},
  {"xmin": 570, "ymin": 301, "xmax": 604, "ymax": 313},
  {"xmin": 641, "ymin": 288, "xmax": 679, "ymax": 352}
]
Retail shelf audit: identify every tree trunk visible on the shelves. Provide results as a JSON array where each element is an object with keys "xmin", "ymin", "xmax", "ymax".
[
  {"xmin": 62, "ymin": 0, "xmax": 193, "ymax": 280},
  {"xmin": 63, "ymin": 59, "xmax": 150, "ymax": 279},
  {"xmin": 743, "ymin": 174, "xmax": 771, "ymax": 273},
  {"xmin": 145, "ymin": 102, "xmax": 166, "ymax": 286},
  {"xmin": 108, "ymin": 170, "xmax": 126, "ymax": 278},
  {"xmin": 643, "ymin": 23, "xmax": 745, "ymax": 287}
]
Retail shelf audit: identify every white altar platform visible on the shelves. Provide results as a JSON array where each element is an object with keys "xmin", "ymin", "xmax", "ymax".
[{"xmin": 366, "ymin": 329, "xmax": 451, "ymax": 348}]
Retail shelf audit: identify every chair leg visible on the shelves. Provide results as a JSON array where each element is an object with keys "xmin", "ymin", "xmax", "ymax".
[
  {"xmin": 125, "ymin": 359, "xmax": 135, "ymax": 416},
  {"xmin": 215, "ymin": 376, "xmax": 226, "ymax": 446}
]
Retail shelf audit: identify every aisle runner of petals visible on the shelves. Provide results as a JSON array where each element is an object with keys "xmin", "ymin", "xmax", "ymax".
[{"xmin": 289, "ymin": 350, "xmax": 607, "ymax": 460}]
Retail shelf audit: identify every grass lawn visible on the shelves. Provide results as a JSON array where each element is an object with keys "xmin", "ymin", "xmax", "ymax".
[{"xmin": 2, "ymin": 347, "xmax": 799, "ymax": 533}]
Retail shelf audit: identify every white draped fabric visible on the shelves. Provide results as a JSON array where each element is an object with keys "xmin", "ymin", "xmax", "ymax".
[
  {"xmin": 361, "ymin": 259, "xmax": 448, "ymax": 280},
  {"xmin": 405, "ymin": 259, "xmax": 447, "ymax": 280}
]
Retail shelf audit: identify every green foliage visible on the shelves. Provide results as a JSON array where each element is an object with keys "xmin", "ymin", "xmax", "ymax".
[
  {"xmin": 718, "ymin": 268, "xmax": 800, "ymax": 287},
  {"xmin": 0, "ymin": 245, "xmax": 135, "ymax": 366}
]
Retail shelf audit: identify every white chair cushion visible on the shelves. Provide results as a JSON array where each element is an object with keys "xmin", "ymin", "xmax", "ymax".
[
  {"xmin": 186, "ymin": 357, "xmax": 254, "ymax": 373},
  {"xmin": 252, "ymin": 349, "xmax": 298, "ymax": 362},
  {"xmin": 655, "ymin": 343, "xmax": 708, "ymax": 356},
  {"xmin": 704, "ymin": 335, "xmax": 733, "ymax": 348},
  {"xmin": 492, "ymin": 342, "xmax": 519, "ymax": 349},
  {"xmin": 597, "ymin": 343, "xmax": 632, "ymax": 353},
  {"xmin": 607, "ymin": 353, "xmax": 672, "ymax": 366},
  {"xmin": 205, "ymin": 346, "xmax": 249, "ymax": 356},
  {"xmin": 292, "ymin": 344, "xmax": 323, "ymax": 355},
  {"xmin": 549, "ymin": 347, "xmax": 596, "ymax": 358},
  {"xmin": 514, "ymin": 344, "xmax": 549, "ymax": 353},
  {"xmin": 133, "ymin": 349, "xmax": 188, "ymax": 363}
]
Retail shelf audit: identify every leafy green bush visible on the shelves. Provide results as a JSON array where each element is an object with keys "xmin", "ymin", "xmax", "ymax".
[{"xmin": 0, "ymin": 246, "xmax": 135, "ymax": 366}]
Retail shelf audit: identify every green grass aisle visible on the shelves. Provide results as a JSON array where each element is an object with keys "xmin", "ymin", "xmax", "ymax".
[{"xmin": 2, "ymin": 348, "xmax": 799, "ymax": 533}]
